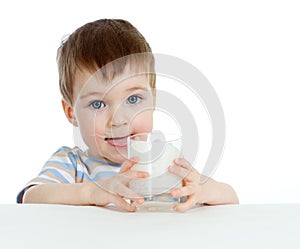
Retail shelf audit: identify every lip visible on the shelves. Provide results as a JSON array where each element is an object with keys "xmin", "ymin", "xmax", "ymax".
[{"xmin": 105, "ymin": 134, "xmax": 133, "ymax": 148}]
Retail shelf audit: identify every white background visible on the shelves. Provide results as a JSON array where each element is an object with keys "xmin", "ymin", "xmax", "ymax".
[{"xmin": 0, "ymin": 0, "xmax": 299, "ymax": 204}]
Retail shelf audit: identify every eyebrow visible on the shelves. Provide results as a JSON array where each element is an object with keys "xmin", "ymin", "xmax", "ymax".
[
  {"xmin": 80, "ymin": 85, "xmax": 149, "ymax": 99},
  {"xmin": 80, "ymin": 91, "xmax": 103, "ymax": 99},
  {"xmin": 125, "ymin": 86, "xmax": 149, "ymax": 92}
]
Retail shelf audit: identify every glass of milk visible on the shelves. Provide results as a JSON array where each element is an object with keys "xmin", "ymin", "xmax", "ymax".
[{"xmin": 128, "ymin": 130, "xmax": 182, "ymax": 209}]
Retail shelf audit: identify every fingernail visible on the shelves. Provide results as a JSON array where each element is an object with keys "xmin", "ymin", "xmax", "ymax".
[
  {"xmin": 130, "ymin": 157, "xmax": 139, "ymax": 162},
  {"xmin": 136, "ymin": 198, "xmax": 144, "ymax": 204},
  {"xmin": 169, "ymin": 166, "xmax": 175, "ymax": 172}
]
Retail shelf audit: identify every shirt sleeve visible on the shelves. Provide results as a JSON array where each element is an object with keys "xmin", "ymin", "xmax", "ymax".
[{"xmin": 16, "ymin": 146, "xmax": 78, "ymax": 203}]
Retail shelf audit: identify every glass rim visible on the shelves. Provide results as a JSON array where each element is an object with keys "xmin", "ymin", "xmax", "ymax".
[{"xmin": 128, "ymin": 131, "xmax": 182, "ymax": 143}]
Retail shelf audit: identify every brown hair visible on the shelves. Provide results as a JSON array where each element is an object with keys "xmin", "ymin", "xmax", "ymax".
[{"xmin": 57, "ymin": 19, "xmax": 155, "ymax": 105}]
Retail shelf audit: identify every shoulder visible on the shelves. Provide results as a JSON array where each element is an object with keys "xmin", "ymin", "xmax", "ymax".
[
  {"xmin": 52, "ymin": 146, "xmax": 76, "ymax": 155},
  {"xmin": 51, "ymin": 146, "xmax": 83, "ymax": 157},
  {"xmin": 48, "ymin": 146, "xmax": 84, "ymax": 167}
]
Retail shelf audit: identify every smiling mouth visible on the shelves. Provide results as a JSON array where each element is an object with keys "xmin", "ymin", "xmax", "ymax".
[{"xmin": 105, "ymin": 134, "xmax": 132, "ymax": 147}]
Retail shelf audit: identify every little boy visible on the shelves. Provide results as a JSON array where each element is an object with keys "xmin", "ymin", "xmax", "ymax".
[{"xmin": 17, "ymin": 19, "xmax": 238, "ymax": 211}]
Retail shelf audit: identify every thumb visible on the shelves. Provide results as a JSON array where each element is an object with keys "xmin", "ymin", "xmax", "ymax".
[{"xmin": 119, "ymin": 157, "xmax": 139, "ymax": 173}]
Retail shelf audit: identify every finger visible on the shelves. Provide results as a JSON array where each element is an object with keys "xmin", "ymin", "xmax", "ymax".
[
  {"xmin": 170, "ymin": 185, "xmax": 195, "ymax": 198},
  {"xmin": 119, "ymin": 157, "xmax": 139, "ymax": 173},
  {"xmin": 168, "ymin": 164, "xmax": 195, "ymax": 181},
  {"xmin": 93, "ymin": 190, "xmax": 136, "ymax": 212},
  {"xmin": 116, "ymin": 186, "xmax": 145, "ymax": 204},
  {"xmin": 173, "ymin": 195, "xmax": 197, "ymax": 212},
  {"xmin": 122, "ymin": 170, "xmax": 149, "ymax": 181},
  {"xmin": 95, "ymin": 173, "xmax": 148, "ymax": 196},
  {"xmin": 112, "ymin": 186, "xmax": 144, "ymax": 207},
  {"xmin": 169, "ymin": 164, "xmax": 199, "ymax": 182},
  {"xmin": 109, "ymin": 194, "xmax": 137, "ymax": 212},
  {"xmin": 174, "ymin": 158, "xmax": 193, "ymax": 170},
  {"xmin": 174, "ymin": 158, "xmax": 201, "ymax": 182}
]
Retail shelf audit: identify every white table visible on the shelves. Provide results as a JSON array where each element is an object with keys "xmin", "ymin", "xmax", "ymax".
[{"xmin": 1, "ymin": 204, "xmax": 299, "ymax": 249}]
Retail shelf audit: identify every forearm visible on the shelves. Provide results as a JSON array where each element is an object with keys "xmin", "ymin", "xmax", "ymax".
[{"xmin": 23, "ymin": 183, "xmax": 91, "ymax": 205}]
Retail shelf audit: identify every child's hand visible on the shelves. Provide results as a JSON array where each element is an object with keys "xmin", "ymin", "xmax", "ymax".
[
  {"xmin": 87, "ymin": 158, "xmax": 148, "ymax": 212},
  {"xmin": 168, "ymin": 158, "xmax": 239, "ymax": 211}
]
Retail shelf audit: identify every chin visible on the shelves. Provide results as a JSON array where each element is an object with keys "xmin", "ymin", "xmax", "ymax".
[{"xmin": 112, "ymin": 154, "xmax": 127, "ymax": 164}]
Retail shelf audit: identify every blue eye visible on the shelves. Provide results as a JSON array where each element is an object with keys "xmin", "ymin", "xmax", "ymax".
[
  {"xmin": 127, "ymin": 95, "xmax": 141, "ymax": 104},
  {"xmin": 90, "ymin": 100, "xmax": 105, "ymax": 109}
]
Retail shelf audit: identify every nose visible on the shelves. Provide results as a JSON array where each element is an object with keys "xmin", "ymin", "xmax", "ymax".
[{"xmin": 108, "ymin": 105, "xmax": 129, "ymax": 128}]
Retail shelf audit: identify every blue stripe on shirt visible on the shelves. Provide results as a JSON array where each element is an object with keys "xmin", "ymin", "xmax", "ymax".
[
  {"xmin": 68, "ymin": 152, "xmax": 78, "ymax": 167},
  {"xmin": 92, "ymin": 171, "xmax": 117, "ymax": 181},
  {"xmin": 75, "ymin": 170, "xmax": 91, "ymax": 181},
  {"xmin": 85, "ymin": 158, "xmax": 122, "ymax": 167},
  {"xmin": 53, "ymin": 146, "xmax": 71, "ymax": 154}
]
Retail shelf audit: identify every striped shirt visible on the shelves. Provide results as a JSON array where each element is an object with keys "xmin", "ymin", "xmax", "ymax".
[{"xmin": 17, "ymin": 146, "xmax": 122, "ymax": 203}]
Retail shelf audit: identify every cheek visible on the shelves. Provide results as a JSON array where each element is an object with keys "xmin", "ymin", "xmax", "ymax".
[
  {"xmin": 76, "ymin": 119, "xmax": 95, "ymax": 149},
  {"xmin": 76, "ymin": 109, "xmax": 105, "ymax": 134},
  {"xmin": 76, "ymin": 111, "xmax": 106, "ymax": 147},
  {"xmin": 76, "ymin": 111, "xmax": 93, "ymax": 135},
  {"xmin": 131, "ymin": 110, "xmax": 153, "ymax": 134},
  {"xmin": 93, "ymin": 114, "xmax": 106, "ymax": 135}
]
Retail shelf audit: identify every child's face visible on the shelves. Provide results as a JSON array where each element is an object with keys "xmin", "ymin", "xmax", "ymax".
[{"xmin": 68, "ymin": 67, "xmax": 155, "ymax": 163}]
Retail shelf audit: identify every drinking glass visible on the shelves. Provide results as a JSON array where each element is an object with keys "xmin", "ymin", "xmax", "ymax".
[{"xmin": 128, "ymin": 131, "xmax": 182, "ymax": 210}]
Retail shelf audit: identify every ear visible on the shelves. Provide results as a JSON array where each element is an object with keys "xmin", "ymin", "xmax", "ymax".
[{"xmin": 61, "ymin": 99, "xmax": 78, "ymax": 127}]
